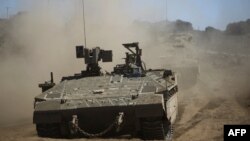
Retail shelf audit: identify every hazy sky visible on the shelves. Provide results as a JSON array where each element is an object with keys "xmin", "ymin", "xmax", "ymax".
[{"xmin": 0, "ymin": 0, "xmax": 250, "ymax": 30}]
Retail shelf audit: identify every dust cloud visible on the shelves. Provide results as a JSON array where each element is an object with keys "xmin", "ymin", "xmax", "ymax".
[
  {"xmin": 0, "ymin": 0, "xmax": 250, "ymax": 141},
  {"xmin": 0, "ymin": 3, "xmax": 101, "ymax": 127},
  {"xmin": 0, "ymin": 10, "xmax": 81, "ymax": 126},
  {"xmin": 0, "ymin": 0, "xmax": 152, "ymax": 126}
]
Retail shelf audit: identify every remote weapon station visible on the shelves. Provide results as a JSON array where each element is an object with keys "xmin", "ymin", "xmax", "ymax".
[{"xmin": 34, "ymin": 42, "xmax": 178, "ymax": 140}]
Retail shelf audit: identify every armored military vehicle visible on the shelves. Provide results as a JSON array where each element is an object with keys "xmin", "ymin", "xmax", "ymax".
[{"xmin": 34, "ymin": 42, "xmax": 178, "ymax": 140}]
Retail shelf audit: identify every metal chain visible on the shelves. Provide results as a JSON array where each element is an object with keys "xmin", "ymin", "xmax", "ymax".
[
  {"xmin": 170, "ymin": 125, "xmax": 174, "ymax": 137},
  {"xmin": 166, "ymin": 125, "xmax": 174, "ymax": 141},
  {"xmin": 76, "ymin": 121, "xmax": 116, "ymax": 137},
  {"xmin": 70, "ymin": 112, "xmax": 124, "ymax": 137}
]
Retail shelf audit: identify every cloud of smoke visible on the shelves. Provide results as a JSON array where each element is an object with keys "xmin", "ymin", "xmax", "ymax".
[
  {"xmin": 0, "ymin": 0, "xmax": 249, "ymax": 127},
  {"xmin": 0, "ymin": 0, "xmax": 153, "ymax": 126}
]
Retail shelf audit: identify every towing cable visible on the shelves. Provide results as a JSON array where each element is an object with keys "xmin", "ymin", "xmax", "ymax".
[{"xmin": 70, "ymin": 112, "xmax": 124, "ymax": 137}]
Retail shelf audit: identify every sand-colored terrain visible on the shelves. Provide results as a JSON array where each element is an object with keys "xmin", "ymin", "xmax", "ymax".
[
  {"xmin": 0, "ymin": 50, "xmax": 249, "ymax": 141},
  {"xmin": 0, "ymin": 9, "xmax": 250, "ymax": 141}
]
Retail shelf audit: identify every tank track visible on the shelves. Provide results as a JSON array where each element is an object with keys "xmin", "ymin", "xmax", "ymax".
[
  {"xmin": 141, "ymin": 119, "xmax": 173, "ymax": 140},
  {"xmin": 36, "ymin": 121, "xmax": 173, "ymax": 140},
  {"xmin": 36, "ymin": 123, "xmax": 61, "ymax": 138}
]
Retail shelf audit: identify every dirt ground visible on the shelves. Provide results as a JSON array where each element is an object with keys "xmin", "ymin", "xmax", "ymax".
[
  {"xmin": 174, "ymin": 56, "xmax": 250, "ymax": 141},
  {"xmin": 0, "ymin": 51, "xmax": 249, "ymax": 141},
  {"xmin": 0, "ymin": 4, "xmax": 250, "ymax": 140}
]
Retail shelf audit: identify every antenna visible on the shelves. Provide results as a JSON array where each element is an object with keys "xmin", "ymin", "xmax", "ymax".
[
  {"xmin": 81, "ymin": 0, "xmax": 87, "ymax": 48},
  {"xmin": 165, "ymin": 0, "xmax": 168, "ymax": 21},
  {"xmin": 6, "ymin": 7, "xmax": 10, "ymax": 19},
  {"xmin": 48, "ymin": 0, "xmax": 50, "ymax": 6}
]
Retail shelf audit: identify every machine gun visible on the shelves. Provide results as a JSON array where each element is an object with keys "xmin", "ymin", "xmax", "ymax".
[
  {"xmin": 113, "ymin": 42, "xmax": 146, "ymax": 77},
  {"xmin": 38, "ymin": 72, "xmax": 55, "ymax": 92},
  {"xmin": 60, "ymin": 46, "xmax": 112, "ymax": 81},
  {"xmin": 76, "ymin": 45, "xmax": 112, "ymax": 77}
]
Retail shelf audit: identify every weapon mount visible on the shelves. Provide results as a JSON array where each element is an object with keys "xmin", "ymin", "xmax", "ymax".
[{"xmin": 113, "ymin": 42, "xmax": 146, "ymax": 77}]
